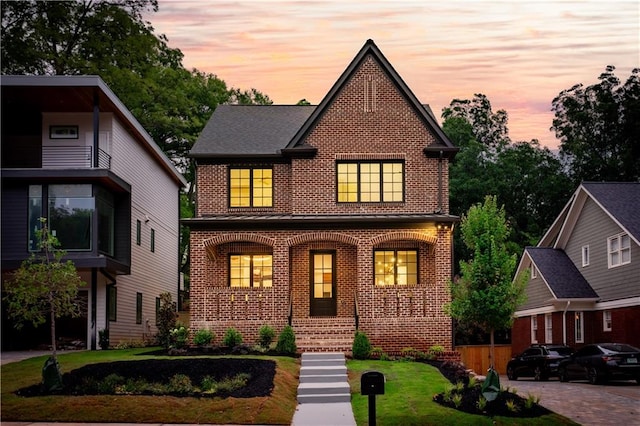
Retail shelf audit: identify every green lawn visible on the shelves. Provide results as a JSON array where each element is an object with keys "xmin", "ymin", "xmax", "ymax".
[
  {"xmin": 348, "ymin": 360, "xmax": 578, "ymax": 426},
  {"xmin": 2, "ymin": 350, "xmax": 578, "ymax": 425}
]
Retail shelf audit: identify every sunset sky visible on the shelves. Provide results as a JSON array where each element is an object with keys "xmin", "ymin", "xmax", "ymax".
[{"xmin": 145, "ymin": 0, "xmax": 639, "ymax": 148}]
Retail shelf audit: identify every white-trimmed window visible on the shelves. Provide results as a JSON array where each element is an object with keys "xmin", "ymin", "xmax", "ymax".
[
  {"xmin": 608, "ymin": 233, "xmax": 631, "ymax": 268},
  {"xmin": 531, "ymin": 265, "xmax": 537, "ymax": 279},
  {"xmin": 545, "ymin": 313, "xmax": 553, "ymax": 343},
  {"xmin": 603, "ymin": 310, "xmax": 612, "ymax": 331},
  {"xmin": 531, "ymin": 315, "xmax": 538, "ymax": 343},
  {"xmin": 582, "ymin": 245, "xmax": 590, "ymax": 267},
  {"xmin": 574, "ymin": 311, "xmax": 584, "ymax": 343}
]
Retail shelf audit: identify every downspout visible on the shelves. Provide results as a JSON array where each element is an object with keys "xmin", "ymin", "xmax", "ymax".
[
  {"xmin": 437, "ymin": 150, "xmax": 443, "ymax": 213},
  {"xmin": 93, "ymin": 89, "xmax": 100, "ymax": 168},
  {"xmin": 562, "ymin": 300, "xmax": 571, "ymax": 346}
]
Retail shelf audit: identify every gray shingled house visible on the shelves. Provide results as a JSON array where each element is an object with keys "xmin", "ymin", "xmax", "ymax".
[{"xmin": 512, "ymin": 182, "xmax": 640, "ymax": 353}]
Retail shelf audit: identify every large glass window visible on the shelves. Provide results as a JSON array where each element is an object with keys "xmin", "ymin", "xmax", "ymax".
[
  {"xmin": 48, "ymin": 184, "xmax": 94, "ymax": 251},
  {"xmin": 28, "ymin": 185, "xmax": 43, "ymax": 251},
  {"xmin": 229, "ymin": 254, "xmax": 273, "ymax": 288},
  {"xmin": 96, "ymin": 187, "xmax": 114, "ymax": 256},
  {"xmin": 337, "ymin": 161, "xmax": 404, "ymax": 203},
  {"xmin": 229, "ymin": 167, "xmax": 273, "ymax": 207},
  {"xmin": 608, "ymin": 233, "xmax": 631, "ymax": 268},
  {"xmin": 374, "ymin": 249, "xmax": 417, "ymax": 286}
]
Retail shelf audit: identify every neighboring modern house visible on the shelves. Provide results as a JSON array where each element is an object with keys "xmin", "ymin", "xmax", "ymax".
[
  {"xmin": 1, "ymin": 75, "xmax": 187, "ymax": 350},
  {"xmin": 512, "ymin": 182, "xmax": 640, "ymax": 354},
  {"xmin": 185, "ymin": 40, "xmax": 459, "ymax": 353}
]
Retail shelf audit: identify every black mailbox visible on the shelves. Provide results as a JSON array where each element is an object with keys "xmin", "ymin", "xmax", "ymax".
[{"xmin": 361, "ymin": 370, "xmax": 385, "ymax": 395}]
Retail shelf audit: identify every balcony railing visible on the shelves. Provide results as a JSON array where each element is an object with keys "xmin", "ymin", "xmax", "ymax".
[{"xmin": 42, "ymin": 146, "xmax": 111, "ymax": 169}]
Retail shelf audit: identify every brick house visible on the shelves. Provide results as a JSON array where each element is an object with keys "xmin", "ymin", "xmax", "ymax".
[
  {"xmin": 185, "ymin": 40, "xmax": 459, "ymax": 352},
  {"xmin": 1, "ymin": 76, "xmax": 186, "ymax": 350},
  {"xmin": 512, "ymin": 182, "xmax": 640, "ymax": 354}
]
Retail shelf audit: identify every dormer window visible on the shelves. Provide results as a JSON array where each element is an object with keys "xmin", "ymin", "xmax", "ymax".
[
  {"xmin": 608, "ymin": 233, "xmax": 630, "ymax": 268},
  {"xmin": 336, "ymin": 161, "xmax": 404, "ymax": 203}
]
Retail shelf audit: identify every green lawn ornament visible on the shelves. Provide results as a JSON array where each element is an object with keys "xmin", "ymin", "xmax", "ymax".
[
  {"xmin": 481, "ymin": 367, "xmax": 500, "ymax": 402},
  {"xmin": 42, "ymin": 356, "xmax": 63, "ymax": 392}
]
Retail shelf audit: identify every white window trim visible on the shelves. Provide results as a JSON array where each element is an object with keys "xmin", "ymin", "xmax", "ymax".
[
  {"xmin": 574, "ymin": 311, "xmax": 584, "ymax": 343},
  {"xmin": 531, "ymin": 265, "xmax": 537, "ymax": 279},
  {"xmin": 603, "ymin": 310, "xmax": 612, "ymax": 332},
  {"xmin": 531, "ymin": 315, "xmax": 538, "ymax": 344},
  {"xmin": 545, "ymin": 313, "xmax": 553, "ymax": 343},
  {"xmin": 582, "ymin": 245, "xmax": 590, "ymax": 267},
  {"xmin": 608, "ymin": 233, "xmax": 631, "ymax": 268}
]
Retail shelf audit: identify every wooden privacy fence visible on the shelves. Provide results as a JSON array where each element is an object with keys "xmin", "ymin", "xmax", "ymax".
[{"xmin": 456, "ymin": 344, "xmax": 512, "ymax": 376}]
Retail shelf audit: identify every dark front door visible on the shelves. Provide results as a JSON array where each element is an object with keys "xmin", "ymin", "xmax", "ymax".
[{"xmin": 310, "ymin": 251, "xmax": 336, "ymax": 316}]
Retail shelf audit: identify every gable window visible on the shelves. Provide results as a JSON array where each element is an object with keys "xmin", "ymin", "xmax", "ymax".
[
  {"xmin": 531, "ymin": 265, "xmax": 537, "ymax": 279},
  {"xmin": 531, "ymin": 315, "xmax": 538, "ymax": 343},
  {"xmin": 229, "ymin": 254, "xmax": 273, "ymax": 288},
  {"xmin": 608, "ymin": 233, "xmax": 630, "ymax": 268},
  {"xmin": 545, "ymin": 313, "xmax": 553, "ymax": 343},
  {"xmin": 229, "ymin": 167, "xmax": 273, "ymax": 207},
  {"xmin": 603, "ymin": 310, "xmax": 612, "ymax": 331},
  {"xmin": 374, "ymin": 250, "xmax": 417, "ymax": 286},
  {"xmin": 574, "ymin": 311, "xmax": 584, "ymax": 343},
  {"xmin": 582, "ymin": 245, "xmax": 590, "ymax": 267},
  {"xmin": 337, "ymin": 161, "xmax": 404, "ymax": 203}
]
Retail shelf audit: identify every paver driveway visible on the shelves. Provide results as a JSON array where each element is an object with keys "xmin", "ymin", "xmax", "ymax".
[{"xmin": 505, "ymin": 377, "xmax": 640, "ymax": 425}]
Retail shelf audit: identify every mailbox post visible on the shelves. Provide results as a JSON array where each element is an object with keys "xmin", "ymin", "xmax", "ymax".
[{"xmin": 361, "ymin": 371, "xmax": 385, "ymax": 426}]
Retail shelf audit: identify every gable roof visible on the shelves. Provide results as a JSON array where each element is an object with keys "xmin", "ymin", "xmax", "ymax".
[
  {"xmin": 286, "ymin": 39, "xmax": 457, "ymax": 157},
  {"xmin": 525, "ymin": 247, "xmax": 598, "ymax": 300},
  {"xmin": 190, "ymin": 39, "xmax": 457, "ymax": 160},
  {"xmin": 542, "ymin": 182, "xmax": 640, "ymax": 248}
]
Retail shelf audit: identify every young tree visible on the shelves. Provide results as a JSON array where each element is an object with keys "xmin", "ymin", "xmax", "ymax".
[
  {"xmin": 445, "ymin": 196, "xmax": 528, "ymax": 369},
  {"xmin": 3, "ymin": 218, "xmax": 85, "ymax": 390}
]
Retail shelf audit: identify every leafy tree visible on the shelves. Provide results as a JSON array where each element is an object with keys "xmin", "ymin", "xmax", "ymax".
[
  {"xmin": 445, "ymin": 196, "xmax": 528, "ymax": 368},
  {"xmin": 3, "ymin": 218, "xmax": 85, "ymax": 358},
  {"xmin": 551, "ymin": 66, "xmax": 640, "ymax": 184}
]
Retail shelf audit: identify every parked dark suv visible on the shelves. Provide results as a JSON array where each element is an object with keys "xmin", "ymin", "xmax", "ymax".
[
  {"xmin": 558, "ymin": 343, "xmax": 640, "ymax": 385},
  {"xmin": 507, "ymin": 344, "xmax": 573, "ymax": 381}
]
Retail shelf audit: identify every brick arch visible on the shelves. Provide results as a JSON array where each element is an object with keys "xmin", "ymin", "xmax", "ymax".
[
  {"xmin": 203, "ymin": 233, "xmax": 275, "ymax": 260},
  {"xmin": 286, "ymin": 232, "xmax": 359, "ymax": 247},
  {"xmin": 370, "ymin": 231, "xmax": 437, "ymax": 246}
]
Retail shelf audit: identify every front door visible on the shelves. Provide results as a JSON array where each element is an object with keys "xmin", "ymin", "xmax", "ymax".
[{"xmin": 310, "ymin": 251, "xmax": 336, "ymax": 316}]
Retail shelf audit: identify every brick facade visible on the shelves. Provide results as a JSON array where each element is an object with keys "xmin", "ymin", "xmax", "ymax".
[{"xmin": 187, "ymin": 41, "xmax": 458, "ymax": 354}]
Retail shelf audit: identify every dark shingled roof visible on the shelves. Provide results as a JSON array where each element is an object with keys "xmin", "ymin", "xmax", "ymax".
[
  {"xmin": 191, "ymin": 105, "xmax": 316, "ymax": 156},
  {"xmin": 582, "ymin": 182, "xmax": 640, "ymax": 241},
  {"xmin": 526, "ymin": 247, "xmax": 599, "ymax": 299}
]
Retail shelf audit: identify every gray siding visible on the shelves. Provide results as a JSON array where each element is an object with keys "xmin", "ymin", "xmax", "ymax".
[
  {"xmin": 519, "ymin": 262, "xmax": 555, "ymax": 310},
  {"xmin": 565, "ymin": 198, "xmax": 640, "ymax": 302}
]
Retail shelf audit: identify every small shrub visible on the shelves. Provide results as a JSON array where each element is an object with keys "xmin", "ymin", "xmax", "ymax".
[
  {"xmin": 170, "ymin": 325, "xmax": 189, "ymax": 349},
  {"xmin": 258, "ymin": 325, "xmax": 275, "ymax": 349},
  {"xmin": 427, "ymin": 345, "xmax": 445, "ymax": 360},
  {"xmin": 467, "ymin": 375, "xmax": 478, "ymax": 388},
  {"xmin": 98, "ymin": 329, "xmax": 109, "ymax": 350},
  {"xmin": 352, "ymin": 331, "xmax": 372, "ymax": 360},
  {"xmin": 505, "ymin": 399, "xmax": 519, "ymax": 413},
  {"xmin": 200, "ymin": 376, "xmax": 217, "ymax": 393},
  {"xmin": 525, "ymin": 393, "xmax": 540, "ymax": 409},
  {"xmin": 113, "ymin": 339, "xmax": 147, "ymax": 349},
  {"xmin": 217, "ymin": 373, "xmax": 251, "ymax": 393},
  {"xmin": 156, "ymin": 292, "xmax": 178, "ymax": 349},
  {"xmin": 442, "ymin": 385, "xmax": 454, "ymax": 403},
  {"xmin": 453, "ymin": 381, "xmax": 465, "ymax": 392},
  {"xmin": 476, "ymin": 395, "xmax": 487, "ymax": 411},
  {"xmin": 452, "ymin": 393, "xmax": 463, "ymax": 408},
  {"xmin": 98, "ymin": 373, "xmax": 125, "ymax": 394},
  {"xmin": 193, "ymin": 328, "xmax": 214, "ymax": 346},
  {"xmin": 275, "ymin": 325, "xmax": 297, "ymax": 355},
  {"xmin": 222, "ymin": 327, "xmax": 243, "ymax": 347},
  {"xmin": 168, "ymin": 374, "xmax": 193, "ymax": 394}
]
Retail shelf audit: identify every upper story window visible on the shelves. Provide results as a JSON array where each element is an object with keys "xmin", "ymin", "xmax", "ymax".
[
  {"xmin": 582, "ymin": 245, "xmax": 590, "ymax": 267},
  {"xmin": 374, "ymin": 249, "xmax": 417, "ymax": 286},
  {"xmin": 337, "ymin": 161, "xmax": 404, "ymax": 203},
  {"xmin": 48, "ymin": 184, "xmax": 94, "ymax": 251},
  {"xmin": 531, "ymin": 264, "xmax": 537, "ymax": 279},
  {"xmin": 229, "ymin": 254, "xmax": 273, "ymax": 288},
  {"xmin": 608, "ymin": 233, "xmax": 630, "ymax": 268},
  {"xmin": 229, "ymin": 167, "xmax": 273, "ymax": 208}
]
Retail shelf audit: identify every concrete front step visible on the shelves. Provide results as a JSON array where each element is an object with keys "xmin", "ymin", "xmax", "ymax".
[
  {"xmin": 297, "ymin": 382, "xmax": 350, "ymax": 395},
  {"xmin": 301, "ymin": 365, "xmax": 347, "ymax": 376},
  {"xmin": 300, "ymin": 373, "xmax": 348, "ymax": 383},
  {"xmin": 297, "ymin": 393, "xmax": 352, "ymax": 404},
  {"xmin": 297, "ymin": 351, "xmax": 351, "ymax": 405}
]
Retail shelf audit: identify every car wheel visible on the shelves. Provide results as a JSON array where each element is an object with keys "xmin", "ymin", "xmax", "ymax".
[
  {"xmin": 587, "ymin": 367, "xmax": 603, "ymax": 385},
  {"xmin": 559, "ymin": 367, "xmax": 569, "ymax": 382},
  {"xmin": 507, "ymin": 366, "xmax": 517, "ymax": 381}
]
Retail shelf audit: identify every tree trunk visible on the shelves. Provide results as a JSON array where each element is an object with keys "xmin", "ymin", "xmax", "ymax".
[
  {"xmin": 50, "ymin": 293, "xmax": 57, "ymax": 358},
  {"xmin": 489, "ymin": 328, "xmax": 495, "ymax": 370}
]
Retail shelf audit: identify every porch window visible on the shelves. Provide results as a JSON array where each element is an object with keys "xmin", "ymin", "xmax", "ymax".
[
  {"xmin": 337, "ymin": 161, "xmax": 404, "ymax": 203},
  {"xmin": 608, "ymin": 233, "xmax": 630, "ymax": 268},
  {"xmin": 374, "ymin": 250, "xmax": 417, "ymax": 286},
  {"xmin": 531, "ymin": 315, "xmax": 538, "ymax": 343},
  {"xmin": 545, "ymin": 313, "xmax": 553, "ymax": 343},
  {"xmin": 229, "ymin": 254, "xmax": 273, "ymax": 288},
  {"xmin": 603, "ymin": 310, "xmax": 612, "ymax": 331},
  {"xmin": 574, "ymin": 311, "xmax": 584, "ymax": 343},
  {"xmin": 229, "ymin": 167, "xmax": 273, "ymax": 207}
]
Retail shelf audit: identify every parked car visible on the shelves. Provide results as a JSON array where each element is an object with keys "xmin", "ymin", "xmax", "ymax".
[
  {"xmin": 558, "ymin": 343, "xmax": 640, "ymax": 385},
  {"xmin": 507, "ymin": 344, "xmax": 573, "ymax": 381}
]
